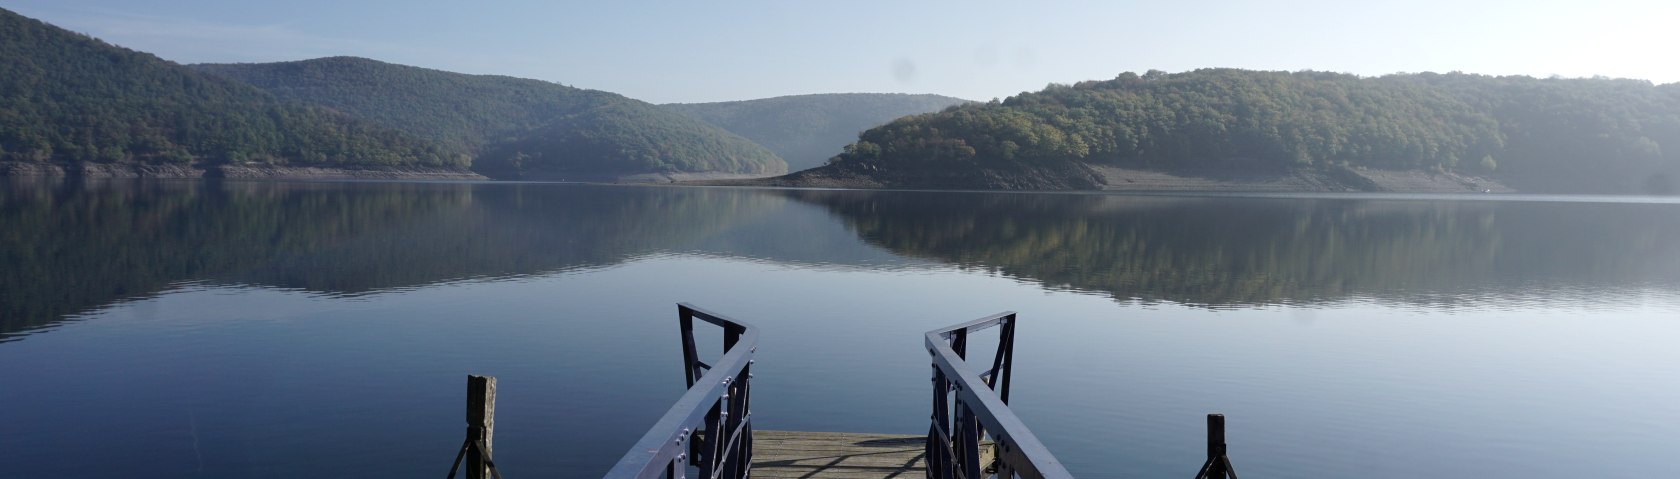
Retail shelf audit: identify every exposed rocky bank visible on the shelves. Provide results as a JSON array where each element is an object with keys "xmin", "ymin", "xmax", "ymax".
[{"xmin": 703, "ymin": 162, "xmax": 1513, "ymax": 193}]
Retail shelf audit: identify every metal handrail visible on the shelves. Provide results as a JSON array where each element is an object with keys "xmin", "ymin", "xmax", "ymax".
[
  {"xmin": 602, "ymin": 303, "xmax": 757, "ymax": 479},
  {"xmin": 926, "ymin": 312, "xmax": 1073, "ymax": 479},
  {"xmin": 455, "ymin": 306, "xmax": 1235, "ymax": 479}
]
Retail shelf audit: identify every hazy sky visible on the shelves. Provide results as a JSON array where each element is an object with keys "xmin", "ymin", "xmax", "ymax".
[{"xmin": 8, "ymin": 0, "xmax": 1676, "ymax": 103}]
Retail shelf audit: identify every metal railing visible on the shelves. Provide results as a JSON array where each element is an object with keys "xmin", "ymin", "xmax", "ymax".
[
  {"xmin": 449, "ymin": 306, "xmax": 1236, "ymax": 479},
  {"xmin": 602, "ymin": 303, "xmax": 757, "ymax": 479},
  {"xmin": 927, "ymin": 312, "xmax": 1240, "ymax": 479},
  {"xmin": 926, "ymin": 312, "xmax": 1073, "ymax": 479}
]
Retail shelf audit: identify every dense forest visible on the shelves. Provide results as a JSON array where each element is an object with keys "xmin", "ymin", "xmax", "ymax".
[
  {"xmin": 194, "ymin": 57, "xmax": 786, "ymax": 179},
  {"xmin": 13, "ymin": 0, "xmax": 1677, "ymax": 191},
  {"xmin": 0, "ymin": 8, "xmax": 455, "ymax": 168},
  {"xmin": 663, "ymin": 93, "xmax": 968, "ymax": 171},
  {"xmin": 818, "ymin": 69, "xmax": 1680, "ymax": 193}
]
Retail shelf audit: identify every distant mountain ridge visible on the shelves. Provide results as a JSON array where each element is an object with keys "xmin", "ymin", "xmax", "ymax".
[
  {"xmin": 664, "ymin": 93, "xmax": 969, "ymax": 172},
  {"xmin": 0, "ymin": 8, "xmax": 455, "ymax": 170},
  {"xmin": 193, "ymin": 57, "xmax": 787, "ymax": 179},
  {"xmin": 13, "ymin": 1, "xmax": 1674, "ymax": 193}
]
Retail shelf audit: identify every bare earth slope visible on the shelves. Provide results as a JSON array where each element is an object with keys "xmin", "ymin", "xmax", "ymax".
[{"xmin": 702, "ymin": 163, "xmax": 1510, "ymax": 193}]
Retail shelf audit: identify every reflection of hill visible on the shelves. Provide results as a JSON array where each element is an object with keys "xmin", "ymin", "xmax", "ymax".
[
  {"xmin": 0, "ymin": 180, "xmax": 779, "ymax": 336},
  {"xmin": 784, "ymin": 190, "xmax": 1680, "ymax": 307},
  {"xmin": 224, "ymin": 183, "xmax": 780, "ymax": 294},
  {"xmin": 0, "ymin": 180, "xmax": 465, "ymax": 334},
  {"xmin": 10, "ymin": 180, "xmax": 1677, "ymax": 337}
]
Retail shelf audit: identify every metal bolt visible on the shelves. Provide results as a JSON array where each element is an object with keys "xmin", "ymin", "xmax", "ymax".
[
  {"xmin": 747, "ymin": 373, "xmax": 754, "ymax": 379},
  {"xmin": 677, "ymin": 453, "xmax": 687, "ymax": 462}
]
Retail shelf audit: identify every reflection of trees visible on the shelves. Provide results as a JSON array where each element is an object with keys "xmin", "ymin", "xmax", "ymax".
[
  {"xmin": 6, "ymin": 179, "xmax": 1676, "ymax": 337},
  {"xmin": 225, "ymin": 183, "xmax": 777, "ymax": 294},
  {"xmin": 0, "ymin": 180, "xmax": 777, "ymax": 336},
  {"xmin": 0, "ymin": 179, "xmax": 465, "ymax": 334},
  {"xmin": 786, "ymin": 190, "xmax": 1680, "ymax": 307}
]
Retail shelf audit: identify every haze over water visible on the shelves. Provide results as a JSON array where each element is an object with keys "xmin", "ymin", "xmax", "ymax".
[{"xmin": 2, "ymin": 179, "xmax": 1678, "ymax": 478}]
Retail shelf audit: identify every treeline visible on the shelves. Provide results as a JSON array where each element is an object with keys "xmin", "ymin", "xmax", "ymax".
[
  {"xmin": 826, "ymin": 69, "xmax": 1680, "ymax": 193},
  {"xmin": 0, "ymin": 8, "xmax": 457, "ymax": 168},
  {"xmin": 477, "ymin": 99, "xmax": 793, "ymax": 177},
  {"xmin": 194, "ymin": 57, "xmax": 786, "ymax": 178},
  {"xmin": 0, "ymin": 6, "xmax": 783, "ymax": 177},
  {"xmin": 664, "ymin": 93, "xmax": 969, "ymax": 171}
]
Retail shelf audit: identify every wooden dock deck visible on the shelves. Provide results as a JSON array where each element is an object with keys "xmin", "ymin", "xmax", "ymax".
[{"xmin": 751, "ymin": 430, "xmax": 929, "ymax": 479}]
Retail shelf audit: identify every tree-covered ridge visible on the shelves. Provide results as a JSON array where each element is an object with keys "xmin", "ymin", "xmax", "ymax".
[
  {"xmin": 663, "ymin": 93, "xmax": 969, "ymax": 171},
  {"xmin": 823, "ymin": 69, "xmax": 1680, "ymax": 193},
  {"xmin": 1399, "ymin": 73, "xmax": 1680, "ymax": 193},
  {"xmin": 193, "ymin": 57, "xmax": 786, "ymax": 178},
  {"xmin": 0, "ymin": 8, "xmax": 457, "ymax": 168}
]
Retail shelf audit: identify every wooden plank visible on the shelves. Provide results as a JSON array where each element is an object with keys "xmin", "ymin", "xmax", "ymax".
[
  {"xmin": 751, "ymin": 430, "xmax": 924, "ymax": 479},
  {"xmin": 752, "ymin": 430, "xmax": 991, "ymax": 479}
]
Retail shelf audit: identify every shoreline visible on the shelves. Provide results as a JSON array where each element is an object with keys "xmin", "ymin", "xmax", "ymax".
[
  {"xmin": 0, "ymin": 161, "xmax": 1543, "ymax": 195},
  {"xmin": 684, "ymin": 164, "xmax": 1516, "ymax": 194},
  {"xmin": 0, "ymin": 161, "xmax": 487, "ymax": 180}
]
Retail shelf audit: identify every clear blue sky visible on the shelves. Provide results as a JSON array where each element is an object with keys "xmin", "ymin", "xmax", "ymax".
[{"xmin": 7, "ymin": 0, "xmax": 1676, "ymax": 103}]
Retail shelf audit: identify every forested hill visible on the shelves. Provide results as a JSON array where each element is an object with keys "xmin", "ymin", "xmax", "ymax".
[
  {"xmin": 0, "ymin": 8, "xmax": 454, "ymax": 169},
  {"xmin": 805, "ymin": 69, "xmax": 1680, "ymax": 194},
  {"xmin": 663, "ymin": 93, "xmax": 968, "ymax": 171},
  {"xmin": 194, "ymin": 57, "xmax": 786, "ymax": 179}
]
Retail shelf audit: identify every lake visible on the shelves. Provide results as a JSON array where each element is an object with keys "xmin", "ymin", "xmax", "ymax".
[{"xmin": 2, "ymin": 179, "xmax": 1678, "ymax": 479}]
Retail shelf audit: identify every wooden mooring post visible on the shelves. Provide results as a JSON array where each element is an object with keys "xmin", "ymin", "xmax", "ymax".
[
  {"xmin": 1203, "ymin": 413, "xmax": 1234, "ymax": 479},
  {"xmin": 467, "ymin": 375, "xmax": 496, "ymax": 479}
]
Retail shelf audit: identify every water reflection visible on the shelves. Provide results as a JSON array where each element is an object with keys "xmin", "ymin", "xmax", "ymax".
[
  {"xmin": 781, "ymin": 189, "xmax": 1680, "ymax": 308},
  {"xmin": 0, "ymin": 179, "xmax": 785, "ymax": 336},
  {"xmin": 5, "ymin": 179, "xmax": 1679, "ymax": 337}
]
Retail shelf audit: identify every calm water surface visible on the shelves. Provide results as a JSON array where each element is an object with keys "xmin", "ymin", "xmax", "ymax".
[{"xmin": 2, "ymin": 179, "xmax": 1678, "ymax": 478}]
